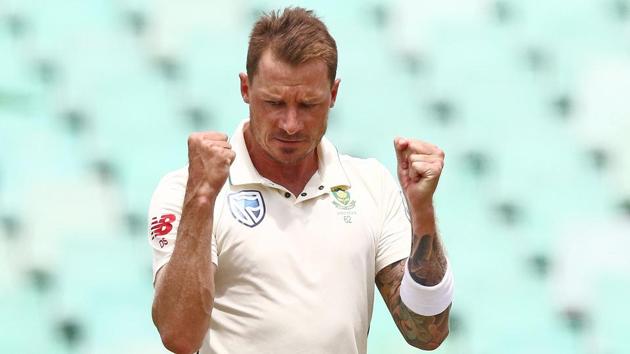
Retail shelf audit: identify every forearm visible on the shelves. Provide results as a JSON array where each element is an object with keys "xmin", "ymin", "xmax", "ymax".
[
  {"xmin": 376, "ymin": 204, "xmax": 451, "ymax": 350},
  {"xmin": 377, "ymin": 259, "xmax": 450, "ymax": 350},
  {"xmin": 152, "ymin": 183, "xmax": 217, "ymax": 353},
  {"xmin": 408, "ymin": 204, "xmax": 447, "ymax": 285},
  {"xmin": 403, "ymin": 204, "xmax": 450, "ymax": 348}
]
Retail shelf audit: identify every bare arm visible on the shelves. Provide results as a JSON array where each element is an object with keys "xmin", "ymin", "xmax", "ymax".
[
  {"xmin": 152, "ymin": 193, "xmax": 217, "ymax": 354},
  {"xmin": 152, "ymin": 132, "xmax": 234, "ymax": 354},
  {"xmin": 376, "ymin": 206, "xmax": 450, "ymax": 350},
  {"xmin": 384, "ymin": 137, "xmax": 452, "ymax": 350}
]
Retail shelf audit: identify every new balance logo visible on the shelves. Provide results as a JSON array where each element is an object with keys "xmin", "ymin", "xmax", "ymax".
[{"xmin": 150, "ymin": 214, "xmax": 176, "ymax": 239}]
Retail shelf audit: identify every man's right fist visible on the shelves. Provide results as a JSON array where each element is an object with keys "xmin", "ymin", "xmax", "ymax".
[{"xmin": 187, "ymin": 132, "xmax": 236, "ymax": 199}]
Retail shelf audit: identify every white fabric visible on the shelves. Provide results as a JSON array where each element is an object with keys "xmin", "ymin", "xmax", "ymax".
[
  {"xmin": 400, "ymin": 259, "xmax": 454, "ymax": 316},
  {"xmin": 148, "ymin": 120, "xmax": 411, "ymax": 354}
]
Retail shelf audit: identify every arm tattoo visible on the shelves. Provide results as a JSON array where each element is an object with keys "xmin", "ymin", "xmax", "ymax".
[
  {"xmin": 376, "ymin": 259, "xmax": 451, "ymax": 349},
  {"xmin": 408, "ymin": 233, "xmax": 447, "ymax": 286}
]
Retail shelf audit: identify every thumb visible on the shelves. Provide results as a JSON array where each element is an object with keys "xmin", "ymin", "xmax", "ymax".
[{"xmin": 394, "ymin": 137, "xmax": 409, "ymax": 167}]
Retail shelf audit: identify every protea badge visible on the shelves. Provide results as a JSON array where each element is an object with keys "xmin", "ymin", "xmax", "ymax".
[{"xmin": 331, "ymin": 186, "xmax": 356, "ymax": 210}]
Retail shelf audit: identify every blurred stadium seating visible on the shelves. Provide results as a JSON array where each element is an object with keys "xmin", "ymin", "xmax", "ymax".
[{"xmin": 1, "ymin": 0, "xmax": 629, "ymax": 353}]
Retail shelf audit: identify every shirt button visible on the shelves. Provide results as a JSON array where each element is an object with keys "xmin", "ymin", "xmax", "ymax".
[
  {"xmin": 318, "ymin": 185, "xmax": 324, "ymax": 190},
  {"xmin": 300, "ymin": 192, "xmax": 307, "ymax": 197},
  {"xmin": 284, "ymin": 192, "xmax": 291, "ymax": 198}
]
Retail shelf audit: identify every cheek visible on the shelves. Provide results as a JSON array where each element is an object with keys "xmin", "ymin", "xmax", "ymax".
[
  {"xmin": 250, "ymin": 103, "xmax": 271, "ymax": 125},
  {"xmin": 307, "ymin": 107, "xmax": 329, "ymax": 127},
  {"xmin": 249, "ymin": 112, "xmax": 275, "ymax": 144},
  {"xmin": 252, "ymin": 101, "xmax": 281, "ymax": 123}
]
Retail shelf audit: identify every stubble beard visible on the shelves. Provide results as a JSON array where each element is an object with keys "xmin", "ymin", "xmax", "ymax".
[{"xmin": 249, "ymin": 115, "xmax": 328, "ymax": 166}]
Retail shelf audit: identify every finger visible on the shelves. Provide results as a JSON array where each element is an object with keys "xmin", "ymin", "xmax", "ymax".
[
  {"xmin": 394, "ymin": 137, "xmax": 410, "ymax": 168},
  {"xmin": 408, "ymin": 154, "xmax": 443, "ymax": 162},
  {"xmin": 200, "ymin": 132, "xmax": 229, "ymax": 141},
  {"xmin": 226, "ymin": 150, "xmax": 236, "ymax": 165},
  {"xmin": 208, "ymin": 150, "xmax": 235, "ymax": 170},
  {"xmin": 408, "ymin": 154, "xmax": 444, "ymax": 167},
  {"xmin": 189, "ymin": 131, "xmax": 227, "ymax": 141},
  {"xmin": 408, "ymin": 161, "xmax": 442, "ymax": 179},
  {"xmin": 188, "ymin": 133, "xmax": 229, "ymax": 151},
  {"xmin": 202, "ymin": 140, "xmax": 232, "ymax": 149},
  {"xmin": 406, "ymin": 140, "xmax": 444, "ymax": 158}
]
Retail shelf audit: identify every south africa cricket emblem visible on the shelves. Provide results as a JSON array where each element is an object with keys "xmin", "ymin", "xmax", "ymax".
[{"xmin": 331, "ymin": 186, "xmax": 356, "ymax": 210}]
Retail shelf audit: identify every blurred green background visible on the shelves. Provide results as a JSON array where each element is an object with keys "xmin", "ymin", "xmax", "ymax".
[{"xmin": 1, "ymin": 0, "xmax": 630, "ymax": 353}]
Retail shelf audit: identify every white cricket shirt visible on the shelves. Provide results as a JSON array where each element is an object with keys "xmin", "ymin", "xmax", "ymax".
[{"xmin": 148, "ymin": 120, "xmax": 411, "ymax": 354}]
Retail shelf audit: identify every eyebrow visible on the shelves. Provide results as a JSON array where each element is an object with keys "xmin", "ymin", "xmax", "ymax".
[
  {"xmin": 259, "ymin": 90, "xmax": 325, "ymax": 103},
  {"xmin": 301, "ymin": 97, "xmax": 324, "ymax": 104}
]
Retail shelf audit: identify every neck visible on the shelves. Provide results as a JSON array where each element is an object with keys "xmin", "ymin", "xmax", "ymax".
[{"xmin": 244, "ymin": 125, "xmax": 319, "ymax": 196}]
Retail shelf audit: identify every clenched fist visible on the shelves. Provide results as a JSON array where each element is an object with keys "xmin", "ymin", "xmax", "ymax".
[
  {"xmin": 187, "ymin": 132, "xmax": 236, "ymax": 201},
  {"xmin": 394, "ymin": 137, "xmax": 445, "ymax": 211}
]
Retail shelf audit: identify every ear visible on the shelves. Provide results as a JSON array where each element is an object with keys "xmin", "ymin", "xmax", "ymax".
[
  {"xmin": 330, "ymin": 78, "xmax": 340, "ymax": 108},
  {"xmin": 239, "ymin": 72, "xmax": 250, "ymax": 104}
]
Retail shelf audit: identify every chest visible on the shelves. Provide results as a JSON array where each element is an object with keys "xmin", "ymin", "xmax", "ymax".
[{"xmin": 214, "ymin": 187, "xmax": 379, "ymax": 279}]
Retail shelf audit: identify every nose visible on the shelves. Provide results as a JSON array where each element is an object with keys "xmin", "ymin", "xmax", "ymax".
[{"xmin": 280, "ymin": 106, "xmax": 302, "ymax": 135}]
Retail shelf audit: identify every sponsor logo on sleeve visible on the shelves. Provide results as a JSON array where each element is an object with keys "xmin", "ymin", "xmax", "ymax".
[
  {"xmin": 228, "ymin": 190, "xmax": 266, "ymax": 228},
  {"xmin": 150, "ymin": 214, "xmax": 176, "ymax": 240}
]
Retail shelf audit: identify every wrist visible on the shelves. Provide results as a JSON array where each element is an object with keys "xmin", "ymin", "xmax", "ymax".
[
  {"xmin": 400, "ymin": 258, "xmax": 454, "ymax": 316},
  {"xmin": 185, "ymin": 181, "xmax": 220, "ymax": 208},
  {"xmin": 410, "ymin": 203, "xmax": 435, "ymax": 224}
]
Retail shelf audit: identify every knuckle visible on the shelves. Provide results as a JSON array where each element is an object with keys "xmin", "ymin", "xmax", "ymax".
[
  {"xmin": 415, "ymin": 140, "xmax": 428, "ymax": 148},
  {"xmin": 188, "ymin": 133, "xmax": 201, "ymax": 144},
  {"xmin": 194, "ymin": 131, "xmax": 228, "ymax": 143},
  {"xmin": 209, "ymin": 132, "xmax": 228, "ymax": 141},
  {"xmin": 209, "ymin": 145, "xmax": 223, "ymax": 153}
]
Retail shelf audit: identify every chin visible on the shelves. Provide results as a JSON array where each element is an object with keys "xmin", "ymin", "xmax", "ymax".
[
  {"xmin": 274, "ymin": 151, "xmax": 304, "ymax": 164},
  {"xmin": 268, "ymin": 147, "xmax": 309, "ymax": 165}
]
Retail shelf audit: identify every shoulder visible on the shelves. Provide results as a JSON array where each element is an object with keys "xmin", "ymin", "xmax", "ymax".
[
  {"xmin": 337, "ymin": 154, "xmax": 400, "ymax": 208},
  {"xmin": 156, "ymin": 166, "xmax": 188, "ymax": 191},
  {"xmin": 150, "ymin": 166, "xmax": 189, "ymax": 204},
  {"xmin": 339, "ymin": 154, "xmax": 393, "ymax": 186},
  {"xmin": 339, "ymin": 154, "xmax": 381, "ymax": 169}
]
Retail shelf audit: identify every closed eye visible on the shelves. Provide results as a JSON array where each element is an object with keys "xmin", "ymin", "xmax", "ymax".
[{"xmin": 266, "ymin": 100, "xmax": 283, "ymax": 106}]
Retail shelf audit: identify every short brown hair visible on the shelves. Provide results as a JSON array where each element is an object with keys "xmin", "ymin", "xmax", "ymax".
[{"xmin": 246, "ymin": 7, "xmax": 338, "ymax": 85}]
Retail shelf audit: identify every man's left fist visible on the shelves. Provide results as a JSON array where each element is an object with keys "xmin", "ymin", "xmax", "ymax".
[{"xmin": 394, "ymin": 137, "xmax": 445, "ymax": 210}]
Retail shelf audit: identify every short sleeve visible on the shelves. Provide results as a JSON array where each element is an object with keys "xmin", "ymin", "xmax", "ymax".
[
  {"xmin": 375, "ymin": 164, "xmax": 412, "ymax": 274},
  {"xmin": 147, "ymin": 169, "xmax": 218, "ymax": 285}
]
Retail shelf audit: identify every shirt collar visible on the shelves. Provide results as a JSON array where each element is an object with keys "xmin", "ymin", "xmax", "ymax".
[{"xmin": 228, "ymin": 119, "xmax": 351, "ymax": 190}]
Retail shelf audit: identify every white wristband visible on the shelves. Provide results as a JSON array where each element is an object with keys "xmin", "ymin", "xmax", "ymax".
[{"xmin": 399, "ymin": 259, "xmax": 454, "ymax": 316}]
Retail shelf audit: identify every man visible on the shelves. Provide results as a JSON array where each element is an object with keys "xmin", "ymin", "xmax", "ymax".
[{"xmin": 149, "ymin": 7, "xmax": 453, "ymax": 354}]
